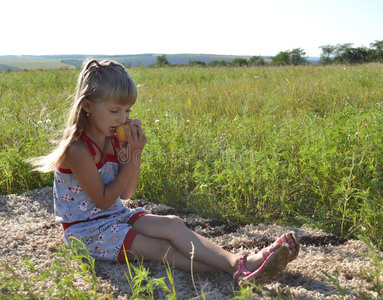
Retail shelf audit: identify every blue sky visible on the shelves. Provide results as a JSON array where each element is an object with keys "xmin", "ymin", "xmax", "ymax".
[{"xmin": 1, "ymin": 0, "xmax": 382, "ymax": 57}]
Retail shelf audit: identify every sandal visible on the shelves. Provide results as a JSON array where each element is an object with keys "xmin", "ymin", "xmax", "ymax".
[
  {"xmin": 234, "ymin": 245, "xmax": 290, "ymax": 286},
  {"xmin": 268, "ymin": 232, "xmax": 300, "ymax": 262}
]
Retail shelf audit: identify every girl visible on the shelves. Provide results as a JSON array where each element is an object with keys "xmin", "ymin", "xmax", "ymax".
[{"xmin": 32, "ymin": 59, "xmax": 299, "ymax": 286}]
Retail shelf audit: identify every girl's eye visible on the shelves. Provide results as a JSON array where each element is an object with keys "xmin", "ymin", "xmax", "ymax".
[{"xmin": 110, "ymin": 111, "xmax": 118, "ymax": 114}]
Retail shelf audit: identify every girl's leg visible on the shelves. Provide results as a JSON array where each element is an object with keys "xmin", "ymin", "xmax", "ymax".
[
  {"xmin": 131, "ymin": 215, "xmax": 298, "ymax": 276},
  {"xmin": 132, "ymin": 215, "xmax": 238, "ymax": 274},
  {"xmin": 127, "ymin": 232, "xmax": 219, "ymax": 273}
]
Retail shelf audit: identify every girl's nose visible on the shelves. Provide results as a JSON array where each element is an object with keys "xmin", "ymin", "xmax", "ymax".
[{"xmin": 118, "ymin": 113, "xmax": 126, "ymax": 124}]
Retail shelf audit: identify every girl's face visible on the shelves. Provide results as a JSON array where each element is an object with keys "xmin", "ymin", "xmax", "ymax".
[{"xmin": 85, "ymin": 100, "xmax": 132, "ymax": 138}]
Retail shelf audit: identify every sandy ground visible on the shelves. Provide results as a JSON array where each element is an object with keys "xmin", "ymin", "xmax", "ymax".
[{"xmin": 0, "ymin": 187, "xmax": 381, "ymax": 299}]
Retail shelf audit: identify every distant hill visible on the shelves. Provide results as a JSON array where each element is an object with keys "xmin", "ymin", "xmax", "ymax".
[
  {"xmin": 0, "ymin": 54, "xmax": 319, "ymax": 71},
  {"xmin": 0, "ymin": 64, "xmax": 22, "ymax": 72},
  {"xmin": 0, "ymin": 54, "xmax": 248, "ymax": 71}
]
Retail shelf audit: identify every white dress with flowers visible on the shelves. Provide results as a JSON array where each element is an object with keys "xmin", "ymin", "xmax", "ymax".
[{"xmin": 53, "ymin": 133, "xmax": 149, "ymax": 261}]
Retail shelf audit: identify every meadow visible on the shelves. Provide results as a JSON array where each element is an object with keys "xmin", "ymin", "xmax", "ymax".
[
  {"xmin": 1, "ymin": 63, "xmax": 383, "ymax": 251},
  {"xmin": 0, "ymin": 57, "xmax": 76, "ymax": 71}
]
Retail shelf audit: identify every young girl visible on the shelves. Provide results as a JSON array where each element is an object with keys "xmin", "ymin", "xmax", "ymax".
[{"xmin": 32, "ymin": 59, "xmax": 299, "ymax": 286}]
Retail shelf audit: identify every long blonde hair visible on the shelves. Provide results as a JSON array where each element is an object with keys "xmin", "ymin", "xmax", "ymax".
[{"xmin": 31, "ymin": 59, "xmax": 138, "ymax": 172}]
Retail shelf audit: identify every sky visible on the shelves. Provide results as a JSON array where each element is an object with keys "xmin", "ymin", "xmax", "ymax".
[{"xmin": 1, "ymin": 0, "xmax": 382, "ymax": 58}]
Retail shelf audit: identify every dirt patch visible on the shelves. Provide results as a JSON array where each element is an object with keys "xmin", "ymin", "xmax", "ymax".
[{"xmin": 0, "ymin": 188, "xmax": 381, "ymax": 299}]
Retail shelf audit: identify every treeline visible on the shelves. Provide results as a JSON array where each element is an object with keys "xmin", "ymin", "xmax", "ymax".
[
  {"xmin": 151, "ymin": 54, "xmax": 266, "ymax": 68},
  {"xmin": 152, "ymin": 40, "xmax": 383, "ymax": 68},
  {"xmin": 319, "ymin": 40, "xmax": 383, "ymax": 64}
]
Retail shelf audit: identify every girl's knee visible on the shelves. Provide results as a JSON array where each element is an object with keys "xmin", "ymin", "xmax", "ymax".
[
  {"xmin": 164, "ymin": 215, "xmax": 189, "ymax": 242},
  {"xmin": 132, "ymin": 214, "xmax": 188, "ymax": 241},
  {"xmin": 166, "ymin": 215, "xmax": 186, "ymax": 230}
]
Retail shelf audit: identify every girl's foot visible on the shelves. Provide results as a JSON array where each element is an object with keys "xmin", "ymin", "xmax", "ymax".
[{"xmin": 234, "ymin": 231, "xmax": 300, "ymax": 285}]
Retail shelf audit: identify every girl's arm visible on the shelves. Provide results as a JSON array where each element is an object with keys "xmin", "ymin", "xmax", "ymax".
[
  {"xmin": 64, "ymin": 123, "xmax": 146, "ymax": 210},
  {"xmin": 119, "ymin": 152, "xmax": 141, "ymax": 199}
]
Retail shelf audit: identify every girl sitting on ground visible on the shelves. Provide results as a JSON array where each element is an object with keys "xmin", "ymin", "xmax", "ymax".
[{"xmin": 32, "ymin": 59, "xmax": 299, "ymax": 285}]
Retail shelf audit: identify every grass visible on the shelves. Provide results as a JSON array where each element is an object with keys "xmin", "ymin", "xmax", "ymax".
[
  {"xmin": 1, "ymin": 235, "xmax": 382, "ymax": 299},
  {"xmin": 0, "ymin": 238, "xmax": 109, "ymax": 299},
  {"xmin": 1, "ymin": 64, "xmax": 383, "ymax": 250},
  {"xmin": 133, "ymin": 64, "xmax": 383, "ymax": 249},
  {"xmin": 0, "ymin": 237, "xmax": 255, "ymax": 299}
]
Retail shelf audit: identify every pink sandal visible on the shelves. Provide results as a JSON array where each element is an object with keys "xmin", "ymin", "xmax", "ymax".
[
  {"xmin": 234, "ymin": 246, "xmax": 290, "ymax": 286},
  {"xmin": 233, "ymin": 231, "xmax": 300, "ymax": 286},
  {"xmin": 269, "ymin": 232, "xmax": 300, "ymax": 262}
]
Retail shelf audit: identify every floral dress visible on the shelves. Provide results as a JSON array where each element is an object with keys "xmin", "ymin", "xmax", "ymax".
[{"xmin": 53, "ymin": 133, "xmax": 149, "ymax": 261}]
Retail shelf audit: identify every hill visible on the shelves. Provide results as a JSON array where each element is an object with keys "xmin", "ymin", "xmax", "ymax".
[
  {"xmin": 0, "ymin": 54, "xmax": 320, "ymax": 71},
  {"xmin": 0, "ymin": 54, "xmax": 258, "ymax": 71}
]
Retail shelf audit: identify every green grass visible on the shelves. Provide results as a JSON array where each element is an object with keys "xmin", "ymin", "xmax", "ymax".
[
  {"xmin": 1, "ymin": 235, "xmax": 381, "ymax": 299},
  {"xmin": 1, "ymin": 64, "xmax": 383, "ymax": 250}
]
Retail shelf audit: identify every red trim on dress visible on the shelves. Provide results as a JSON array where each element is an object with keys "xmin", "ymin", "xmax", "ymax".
[
  {"xmin": 62, "ymin": 215, "xmax": 109, "ymax": 230},
  {"xmin": 56, "ymin": 133, "xmax": 120, "ymax": 173},
  {"xmin": 57, "ymin": 166, "xmax": 73, "ymax": 174},
  {"xmin": 117, "ymin": 230, "xmax": 138, "ymax": 261},
  {"xmin": 117, "ymin": 212, "xmax": 151, "ymax": 262},
  {"xmin": 128, "ymin": 212, "xmax": 150, "ymax": 225}
]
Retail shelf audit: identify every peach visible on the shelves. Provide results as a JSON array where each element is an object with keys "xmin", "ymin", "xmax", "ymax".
[{"xmin": 115, "ymin": 124, "xmax": 132, "ymax": 142}]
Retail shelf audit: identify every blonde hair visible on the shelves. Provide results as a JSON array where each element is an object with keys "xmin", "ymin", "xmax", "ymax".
[{"xmin": 31, "ymin": 59, "xmax": 138, "ymax": 172}]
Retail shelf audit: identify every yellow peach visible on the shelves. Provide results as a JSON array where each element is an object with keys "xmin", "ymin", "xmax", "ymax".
[{"xmin": 115, "ymin": 124, "xmax": 132, "ymax": 142}]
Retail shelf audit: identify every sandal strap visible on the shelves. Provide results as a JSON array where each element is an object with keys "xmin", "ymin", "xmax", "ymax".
[
  {"xmin": 261, "ymin": 244, "xmax": 276, "ymax": 260},
  {"xmin": 260, "ymin": 233, "xmax": 290, "ymax": 260},
  {"xmin": 233, "ymin": 255, "xmax": 252, "ymax": 283},
  {"xmin": 272, "ymin": 232, "xmax": 299, "ymax": 262}
]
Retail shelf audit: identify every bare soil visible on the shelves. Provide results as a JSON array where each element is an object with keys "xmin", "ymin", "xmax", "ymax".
[{"xmin": 0, "ymin": 187, "xmax": 381, "ymax": 299}]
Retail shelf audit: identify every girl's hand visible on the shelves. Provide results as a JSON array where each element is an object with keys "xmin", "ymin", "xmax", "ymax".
[
  {"xmin": 118, "ymin": 119, "xmax": 146, "ymax": 165},
  {"xmin": 117, "ymin": 119, "xmax": 146, "ymax": 199},
  {"xmin": 126, "ymin": 118, "xmax": 146, "ymax": 150}
]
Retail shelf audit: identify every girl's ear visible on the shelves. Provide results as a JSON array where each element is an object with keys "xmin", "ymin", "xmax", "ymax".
[{"xmin": 82, "ymin": 99, "xmax": 92, "ymax": 114}]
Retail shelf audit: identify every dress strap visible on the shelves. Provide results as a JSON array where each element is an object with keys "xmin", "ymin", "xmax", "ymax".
[
  {"xmin": 80, "ymin": 132, "xmax": 103, "ymax": 156},
  {"xmin": 111, "ymin": 135, "xmax": 120, "ymax": 156}
]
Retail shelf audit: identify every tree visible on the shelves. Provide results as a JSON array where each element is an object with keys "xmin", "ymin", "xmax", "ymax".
[
  {"xmin": 231, "ymin": 58, "xmax": 248, "ymax": 67},
  {"xmin": 249, "ymin": 55, "xmax": 265, "ymax": 66},
  {"xmin": 156, "ymin": 55, "xmax": 170, "ymax": 67},
  {"xmin": 206, "ymin": 60, "xmax": 227, "ymax": 67},
  {"xmin": 333, "ymin": 43, "xmax": 354, "ymax": 64},
  {"xmin": 290, "ymin": 48, "xmax": 307, "ymax": 65},
  {"xmin": 270, "ymin": 50, "xmax": 291, "ymax": 66},
  {"xmin": 332, "ymin": 43, "xmax": 372, "ymax": 64},
  {"xmin": 370, "ymin": 40, "xmax": 383, "ymax": 51},
  {"xmin": 188, "ymin": 60, "xmax": 206, "ymax": 67},
  {"xmin": 270, "ymin": 48, "xmax": 307, "ymax": 66},
  {"xmin": 319, "ymin": 45, "xmax": 336, "ymax": 65},
  {"xmin": 369, "ymin": 40, "xmax": 383, "ymax": 61}
]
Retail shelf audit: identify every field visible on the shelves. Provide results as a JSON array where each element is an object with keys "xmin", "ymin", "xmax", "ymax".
[
  {"xmin": 1, "ymin": 63, "xmax": 383, "ymax": 252},
  {"xmin": 0, "ymin": 57, "xmax": 75, "ymax": 71}
]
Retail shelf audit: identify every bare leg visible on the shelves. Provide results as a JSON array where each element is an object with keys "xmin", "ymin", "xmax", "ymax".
[
  {"xmin": 130, "ymin": 215, "xmax": 237, "ymax": 273},
  {"xmin": 127, "ymin": 233, "xmax": 218, "ymax": 273},
  {"xmin": 129, "ymin": 215, "xmax": 299, "ymax": 277}
]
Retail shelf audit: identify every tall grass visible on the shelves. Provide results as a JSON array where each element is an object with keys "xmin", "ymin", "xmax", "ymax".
[{"xmin": 1, "ymin": 64, "xmax": 383, "ymax": 248}]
